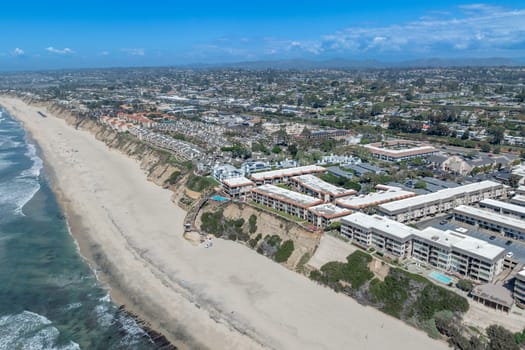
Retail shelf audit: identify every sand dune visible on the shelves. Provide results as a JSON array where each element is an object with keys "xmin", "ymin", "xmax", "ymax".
[{"xmin": 0, "ymin": 96, "xmax": 448, "ymax": 350}]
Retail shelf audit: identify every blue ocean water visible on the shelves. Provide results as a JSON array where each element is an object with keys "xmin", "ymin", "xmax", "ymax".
[{"xmin": 0, "ymin": 109, "xmax": 161, "ymax": 350}]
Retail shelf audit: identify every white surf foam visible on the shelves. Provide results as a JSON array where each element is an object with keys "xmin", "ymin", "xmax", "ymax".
[
  {"xmin": 21, "ymin": 143, "xmax": 43, "ymax": 179},
  {"xmin": 0, "ymin": 311, "xmax": 81, "ymax": 350}
]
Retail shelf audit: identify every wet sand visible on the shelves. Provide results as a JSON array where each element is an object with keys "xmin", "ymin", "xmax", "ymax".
[{"xmin": 0, "ymin": 96, "xmax": 448, "ymax": 350}]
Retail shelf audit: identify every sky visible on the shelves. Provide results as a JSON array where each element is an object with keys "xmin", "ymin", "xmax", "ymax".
[{"xmin": 1, "ymin": 1, "xmax": 525, "ymax": 70}]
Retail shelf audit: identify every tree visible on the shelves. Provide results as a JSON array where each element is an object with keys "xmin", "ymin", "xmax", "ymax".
[
  {"xmin": 486, "ymin": 325, "xmax": 519, "ymax": 350},
  {"xmin": 248, "ymin": 214, "xmax": 257, "ymax": 234},
  {"xmin": 481, "ymin": 143, "xmax": 491, "ymax": 153},
  {"xmin": 271, "ymin": 145, "xmax": 282, "ymax": 154},
  {"xmin": 488, "ymin": 126, "xmax": 505, "ymax": 145},
  {"xmin": 509, "ymin": 174, "xmax": 521, "ymax": 189},
  {"xmin": 288, "ymin": 144, "xmax": 298, "ymax": 158},
  {"xmin": 456, "ymin": 279, "xmax": 474, "ymax": 292},
  {"xmin": 274, "ymin": 240, "xmax": 294, "ymax": 263},
  {"xmin": 414, "ymin": 180, "xmax": 427, "ymax": 189}
]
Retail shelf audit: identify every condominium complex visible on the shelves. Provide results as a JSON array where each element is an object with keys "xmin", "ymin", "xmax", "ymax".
[
  {"xmin": 479, "ymin": 199, "xmax": 525, "ymax": 220},
  {"xmin": 290, "ymin": 174, "xmax": 356, "ymax": 202},
  {"xmin": 251, "ymin": 184, "xmax": 323, "ymax": 221},
  {"xmin": 364, "ymin": 140, "xmax": 438, "ymax": 162},
  {"xmin": 250, "ymin": 165, "xmax": 326, "ymax": 185},
  {"xmin": 514, "ymin": 269, "xmax": 525, "ymax": 307},
  {"xmin": 336, "ymin": 185, "xmax": 416, "ymax": 210},
  {"xmin": 222, "ymin": 177, "xmax": 254, "ymax": 199},
  {"xmin": 453, "ymin": 205, "xmax": 525, "ymax": 240},
  {"xmin": 341, "ymin": 212, "xmax": 505, "ymax": 283},
  {"xmin": 308, "ymin": 203, "xmax": 352, "ymax": 229},
  {"xmin": 379, "ymin": 180, "xmax": 507, "ymax": 223}
]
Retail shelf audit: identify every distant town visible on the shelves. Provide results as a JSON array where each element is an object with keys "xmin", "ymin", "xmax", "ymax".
[{"xmin": 4, "ymin": 65, "xmax": 525, "ymax": 348}]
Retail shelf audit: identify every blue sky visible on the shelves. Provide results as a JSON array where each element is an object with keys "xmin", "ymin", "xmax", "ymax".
[{"xmin": 1, "ymin": 1, "xmax": 525, "ymax": 70}]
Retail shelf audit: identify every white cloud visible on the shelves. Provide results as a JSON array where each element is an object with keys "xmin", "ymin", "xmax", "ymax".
[
  {"xmin": 46, "ymin": 47, "xmax": 75, "ymax": 54},
  {"xmin": 99, "ymin": 51, "xmax": 110, "ymax": 56},
  {"xmin": 13, "ymin": 48, "xmax": 25, "ymax": 56},
  {"xmin": 122, "ymin": 48, "xmax": 145, "ymax": 56}
]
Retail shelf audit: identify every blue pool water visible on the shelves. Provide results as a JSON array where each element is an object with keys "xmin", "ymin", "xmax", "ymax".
[
  {"xmin": 211, "ymin": 195, "xmax": 229, "ymax": 202},
  {"xmin": 429, "ymin": 271, "xmax": 452, "ymax": 284}
]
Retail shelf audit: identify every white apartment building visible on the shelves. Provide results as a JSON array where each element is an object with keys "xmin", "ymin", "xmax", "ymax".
[
  {"xmin": 479, "ymin": 199, "xmax": 525, "ymax": 220},
  {"xmin": 379, "ymin": 181, "xmax": 507, "ymax": 223},
  {"xmin": 250, "ymin": 165, "xmax": 326, "ymax": 185},
  {"xmin": 453, "ymin": 205, "xmax": 525, "ymax": 240},
  {"xmin": 514, "ymin": 269, "xmax": 525, "ymax": 306},
  {"xmin": 290, "ymin": 174, "xmax": 356, "ymax": 203},
  {"xmin": 341, "ymin": 213, "xmax": 505, "ymax": 283},
  {"xmin": 222, "ymin": 177, "xmax": 254, "ymax": 199},
  {"xmin": 251, "ymin": 184, "xmax": 323, "ymax": 221}
]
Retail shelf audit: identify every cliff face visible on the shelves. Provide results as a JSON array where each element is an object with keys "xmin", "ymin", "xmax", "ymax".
[{"xmin": 44, "ymin": 103, "xmax": 183, "ymax": 189}]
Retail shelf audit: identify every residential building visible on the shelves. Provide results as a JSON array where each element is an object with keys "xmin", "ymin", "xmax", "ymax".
[
  {"xmin": 511, "ymin": 195, "xmax": 525, "ymax": 206},
  {"xmin": 250, "ymin": 165, "xmax": 326, "ymax": 185},
  {"xmin": 479, "ymin": 199, "xmax": 525, "ymax": 220},
  {"xmin": 308, "ymin": 204, "xmax": 352, "ymax": 229},
  {"xmin": 453, "ymin": 205, "xmax": 525, "ymax": 240},
  {"xmin": 336, "ymin": 185, "xmax": 416, "ymax": 210},
  {"xmin": 514, "ymin": 269, "xmax": 525, "ymax": 307},
  {"xmin": 341, "ymin": 213, "xmax": 505, "ymax": 283},
  {"xmin": 364, "ymin": 140, "xmax": 438, "ymax": 162},
  {"xmin": 251, "ymin": 184, "xmax": 323, "ymax": 221},
  {"xmin": 212, "ymin": 164, "xmax": 245, "ymax": 181},
  {"xmin": 222, "ymin": 177, "xmax": 254, "ymax": 199},
  {"xmin": 379, "ymin": 181, "xmax": 507, "ymax": 223},
  {"xmin": 290, "ymin": 174, "xmax": 356, "ymax": 202}
]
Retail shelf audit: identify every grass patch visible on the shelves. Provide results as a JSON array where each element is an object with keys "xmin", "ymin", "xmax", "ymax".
[
  {"xmin": 275, "ymin": 240, "xmax": 294, "ymax": 263},
  {"xmin": 186, "ymin": 175, "xmax": 219, "ymax": 192}
]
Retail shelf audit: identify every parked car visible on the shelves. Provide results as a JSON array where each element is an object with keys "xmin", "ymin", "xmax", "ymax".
[
  {"xmin": 505, "ymin": 240, "xmax": 513, "ymax": 246},
  {"xmin": 507, "ymin": 252, "xmax": 514, "ymax": 258},
  {"xmin": 489, "ymin": 236, "xmax": 496, "ymax": 240}
]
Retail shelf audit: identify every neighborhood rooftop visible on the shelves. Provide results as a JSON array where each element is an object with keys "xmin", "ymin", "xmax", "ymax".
[
  {"xmin": 291, "ymin": 174, "xmax": 356, "ymax": 197},
  {"xmin": 379, "ymin": 180, "xmax": 503, "ymax": 213},
  {"xmin": 250, "ymin": 165, "xmax": 325, "ymax": 181},
  {"xmin": 252, "ymin": 184, "xmax": 323, "ymax": 207}
]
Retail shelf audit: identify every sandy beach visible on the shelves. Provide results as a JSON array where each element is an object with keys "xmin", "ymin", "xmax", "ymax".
[{"xmin": 0, "ymin": 96, "xmax": 448, "ymax": 350}]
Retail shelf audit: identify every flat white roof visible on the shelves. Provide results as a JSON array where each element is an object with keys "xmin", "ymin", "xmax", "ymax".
[
  {"xmin": 250, "ymin": 165, "xmax": 325, "ymax": 181},
  {"xmin": 379, "ymin": 180, "xmax": 503, "ymax": 213},
  {"xmin": 480, "ymin": 199, "xmax": 525, "ymax": 216},
  {"xmin": 365, "ymin": 144, "xmax": 437, "ymax": 155},
  {"xmin": 343, "ymin": 212, "xmax": 504, "ymax": 261},
  {"xmin": 453, "ymin": 205, "xmax": 525, "ymax": 233},
  {"xmin": 253, "ymin": 184, "xmax": 323, "ymax": 207},
  {"xmin": 417, "ymin": 227, "xmax": 505, "ymax": 261},
  {"xmin": 342, "ymin": 212, "xmax": 418, "ymax": 240},
  {"xmin": 292, "ymin": 174, "xmax": 355, "ymax": 196},
  {"xmin": 222, "ymin": 177, "xmax": 254, "ymax": 187},
  {"xmin": 309, "ymin": 203, "xmax": 352, "ymax": 218},
  {"xmin": 336, "ymin": 188, "xmax": 415, "ymax": 209},
  {"xmin": 511, "ymin": 195, "xmax": 525, "ymax": 205}
]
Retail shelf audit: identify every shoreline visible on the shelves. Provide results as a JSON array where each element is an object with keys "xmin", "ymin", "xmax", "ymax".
[
  {"xmin": 4, "ymin": 103, "xmax": 186, "ymax": 349},
  {"xmin": 0, "ymin": 96, "xmax": 448, "ymax": 350}
]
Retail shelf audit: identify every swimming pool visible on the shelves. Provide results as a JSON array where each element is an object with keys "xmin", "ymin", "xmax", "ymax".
[
  {"xmin": 429, "ymin": 271, "xmax": 452, "ymax": 284},
  {"xmin": 211, "ymin": 195, "xmax": 229, "ymax": 202}
]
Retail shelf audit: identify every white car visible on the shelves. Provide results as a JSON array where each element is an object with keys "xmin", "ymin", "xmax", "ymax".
[{"xmin": 506, "ymin": 252, "xmax": 514, "ymax": 258}]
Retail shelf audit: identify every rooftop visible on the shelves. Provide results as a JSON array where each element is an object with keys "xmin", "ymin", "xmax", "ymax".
[
  {"xmin": 336, "ymin": 187, "xmax": 416, "ymax": 209},
  {"xmin": 309, "ymin": 203, "xmax": 352, "ymax": 218},
  {"xmin": 379, "ymin": 180, "xmax": 503, "ymax": 213},
  {"xmin": 453, "ymin": 205, "xmax": 525, "ymax": 232},
  {"xmin": 341, "ymin": 212, "xmax": 418, "ymax": 240},
  {"xmin": 480, "ymin": 198, "xmax": 525, "ymax": 216},
  {"xmin": 250, "ymin": 165, "xmax": 326, "ymax": 181},
  {"xmin": 252, "ymin": 184, "xmax": 323, "ymax": 207},
  {"xmin": 222, "ymin": 177, "xmax": 254, "ymax": 187},
  {"xmin": 292, "ymin": 174, "xmax": 356, "ymax": 197},
  {"xmin": 471, "ymin": 284, "xmax": 514, "ymax": 308}
]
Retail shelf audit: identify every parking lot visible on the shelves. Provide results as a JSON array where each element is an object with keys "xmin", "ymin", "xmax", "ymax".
[{"xmin": 417, "ymin": 217, "xmax": 525, "ymax": 264}]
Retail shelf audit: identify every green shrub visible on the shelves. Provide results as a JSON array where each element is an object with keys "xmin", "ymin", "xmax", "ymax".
[
  {"xmin": 166, "ymin": 170, "xmax": 182, "ymax": 185},
  {"xmin": 248, "ymin": 214, "xmax": 257, "ymax": 233},
  {"xmin": 186, "ymin": 175, "xmax": 218, "ymax": 192},
  {"xmin": 275, "ymin": 240, "xmax": 294, "ymax": 263},
  {"xmin": 456, "ymin": 279, "xmax": 474, "ymax": 292}
]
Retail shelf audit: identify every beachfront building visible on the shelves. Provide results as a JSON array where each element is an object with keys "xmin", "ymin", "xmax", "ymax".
[
  {"xmin": 250, "ymin": 165, "xmax": 326, "ymax": 185},
  {"xmin": 336, "ymin": 185, "xmax": 416, "ymax": 210},
  {"xmin": 341, "ymin": 213, "xmax": 415, "ymax": 258},
  {"xmin": 452, "ymin": 205, "xmax": 525, "ymax": 240},
  {"xmin": 307, "ymin": 204, "xmax": 352, "ymax": 229},
  {"xmin": 251, "ymin": 184, "xmax": 323, "ymax": 221},
  {"xmin": 290, "ymin": 174, "xmax": 356, "ymax": 203},
  {"xmin": 364, "ymin": 140, "xmax": 438, "ymax": 162},
  {"xmin": 212, "ymin": 164, "xmax": 245, "ymax": 181},
  {"xmin": 412, "ymin": 227, "xmax": 505, "ymax": 283},
  {"xmin": 478, "ymin": 199, "xmax": 525, "ymax": 220},
  {"xmin": 471, "ymin": 284, "xmax": 513, "ymax": 312},
  {"xmin": 378, "ymin": 181, "xmax": 507, "ymax": 223},
  {"xmin": 514, "ymin": 269, "xmax": 525, "ymax": 307},
  {"xmin": 222, "ymin": 177, "xmax": 254, "ymax": 199},
  {"xmin": 341, "ymin": 213, "xmax": 505, "ymax": 283}
]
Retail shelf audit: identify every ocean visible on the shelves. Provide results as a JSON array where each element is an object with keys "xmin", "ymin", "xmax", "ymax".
[{"xmin": 0, "ymin": 108, "xmax": 161, "ymax": 350}]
